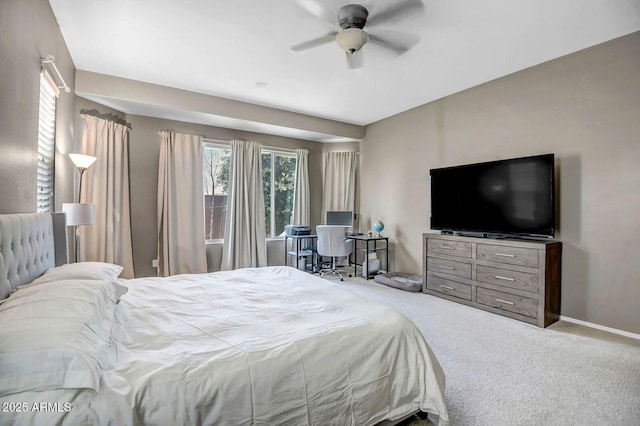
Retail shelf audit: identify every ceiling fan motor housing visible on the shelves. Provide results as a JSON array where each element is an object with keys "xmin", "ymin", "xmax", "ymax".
[{"xmin": 338, "ymin": 4, "xmax": 369, "ymax": 29}]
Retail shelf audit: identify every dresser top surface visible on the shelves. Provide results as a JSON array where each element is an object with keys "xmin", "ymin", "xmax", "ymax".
[{"xmin": 423, "ymin": 232, "xmax": 561, "ymax": 249}]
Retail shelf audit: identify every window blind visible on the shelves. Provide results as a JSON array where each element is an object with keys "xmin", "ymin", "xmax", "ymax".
[{"xmin": 37, "ymin": 70, "xmax": 58, "ymax": 213}]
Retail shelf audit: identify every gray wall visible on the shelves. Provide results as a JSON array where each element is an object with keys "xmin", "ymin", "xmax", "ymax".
[
  {"xmin": 0, "ymin": 0, "xmax": 76, "ymax": 213},
  {"xmin": 360, "ymin": 32, "xmax": 640, "ymax": 334}
]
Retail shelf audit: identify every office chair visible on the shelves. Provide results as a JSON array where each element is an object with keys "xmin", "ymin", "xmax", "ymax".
[{"xmin": 316, "ymin": 225, "xmax": 353, "ymax": 281}]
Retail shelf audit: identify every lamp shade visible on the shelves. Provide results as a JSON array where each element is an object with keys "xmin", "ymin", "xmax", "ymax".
[
  {"xmin": 62, "ymin": 203, "xmax": 94, "ymax": 226},
  {"xmin": 69, "ymin": 153, "xmax": 97, "ymax": 170}
]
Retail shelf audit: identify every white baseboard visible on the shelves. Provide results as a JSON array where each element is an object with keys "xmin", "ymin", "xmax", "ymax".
[{"xmin": 559, "ymin": 316, "xmax": 640, "ymax": 341}]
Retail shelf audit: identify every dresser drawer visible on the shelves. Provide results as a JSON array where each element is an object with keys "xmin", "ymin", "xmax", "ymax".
[
  {"xmin": 476, "ymin": 287, "xmax": 538, "ymax": 318},
  {"xmin": 427, "ymin": 276, "xmax": 472, "ymax": 300},
  {"xmin": 477, "ymin": 243, "xmax": 538, "ymax": 268},
  {"xmin": 427, "ymin": 239, "xmax": 472, "ymax": 259},
  {"xmin": 427, "ymin": 257, "xmax": 472, "ymax": 280},
  {"xmin": 476, "ymin": 265, "xmax": 539, "ymax": 293}
]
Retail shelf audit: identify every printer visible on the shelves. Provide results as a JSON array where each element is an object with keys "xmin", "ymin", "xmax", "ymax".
[{"xmin": 285, "ymin": 225, "xmax": 311, "ymax": 236}]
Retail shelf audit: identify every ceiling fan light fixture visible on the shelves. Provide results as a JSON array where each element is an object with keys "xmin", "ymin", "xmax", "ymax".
[{"xmin": 336, "ymin": 28, "xmax": 369, "ymax": 53}]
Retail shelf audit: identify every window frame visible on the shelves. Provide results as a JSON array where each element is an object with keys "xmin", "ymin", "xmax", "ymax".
[
  {"xmin": 261, "ymin": 147, "xmax": 297, "ymax": 239},
  {"xmin": 201, "ymin": 142, "xmax": 298, "ymax": 242}
]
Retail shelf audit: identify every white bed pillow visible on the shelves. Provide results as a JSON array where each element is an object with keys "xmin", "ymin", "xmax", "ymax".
[
  {"xmin": 30, "ymin": 262, "xmax": 124, "ymax": 285},
  {"xmin": 0, "ymin": 279, "xmax": 127, "ymax": 397}
]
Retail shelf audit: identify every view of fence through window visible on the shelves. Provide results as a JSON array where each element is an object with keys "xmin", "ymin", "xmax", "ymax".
[
  {"xmin": 203, "ymin": 144, "xmax": 297, "ymax": 240},
  {"xmin": 203, "ymin": 145, "xmax": 230, "ymax": 240}
]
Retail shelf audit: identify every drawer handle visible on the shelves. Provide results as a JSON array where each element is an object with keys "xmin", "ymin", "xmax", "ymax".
[
  {"xmin": 439, "ymin": 265, "xmax": 455, "ymax": 270},
  {"xmin": 438, "ymin": 245, "xmax": 455, "ymax": 250},
  {"xmin": 496, "ymin": 253, "xmax": 516, "ymax": 258},
  {"xmin": 494, "ymin": 275, "xmax": 515, "ymax": 282},
  {"xmin": 439, "ymin": 285, "xmax": 455, "ymax": 291},
  {"xmin": 495, "ymin": 298, "xmax": 515, "ymax": 306}
]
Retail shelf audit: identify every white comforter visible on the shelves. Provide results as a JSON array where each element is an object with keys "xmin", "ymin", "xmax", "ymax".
[{"xmin": 5, "ymin": 266, "xmax": 449, "ymax": 425}]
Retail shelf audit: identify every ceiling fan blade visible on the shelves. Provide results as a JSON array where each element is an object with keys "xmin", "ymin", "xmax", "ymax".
[
  {"xmin": 367, "ymin": 0, "xmax": 425, "ymax": 27},
  {"xmin": 294, "ymin": 0, "xmax": 337, "ymax": 25},
  {"xmin": 368, "ymin": 31, "xmax": 421, "ymax": 55},
  {"xmin": 290, "ymin": 32, "xmax": 337, "ymax": 52},
  {"xmin": 346, "ymin": 50, "xmax": 364, "ymax": 70}
]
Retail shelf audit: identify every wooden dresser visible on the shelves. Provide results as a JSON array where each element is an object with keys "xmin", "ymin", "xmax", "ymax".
[{"xmin": 423, "ymin": 233, "xmax": 562, "ymax": 327}]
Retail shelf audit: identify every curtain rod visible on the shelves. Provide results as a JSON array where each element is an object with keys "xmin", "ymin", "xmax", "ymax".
[
  {"xmin": 325, "ymin": 151, "xmax": 360, "ymax": 154},
  {"xmin": 40, "ymin": 55, "xmax": 70, "ymax": 93},
  {"xmin": 203, "ymin": 137, "xmax": 229, "ymax": 144},
  {"xmin": 156, "ymin": 131, "xmax": 215, "ymax": 139},
  {"xmin": 81, "ymin": 110, "xmax": 131, "ymax": 129},
  {"xmin": 262, "ymin": 146, "xmax": 297, "ymax": 154}
]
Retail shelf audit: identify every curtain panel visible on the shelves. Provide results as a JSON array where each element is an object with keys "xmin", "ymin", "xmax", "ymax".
[
  {"xmin": 221, "ymin": 139, "xmax": 267, "ymax": 270},
  {"xmin": 157, "ymin": 131, "xmax": 207, "ymax": 276},
  {"xmin": 80, "ymin": 115, "xmax": 134, "ymax": 278},
  {"xmin": 291, "ymin": 148, "xmax": 310, "ymax": 226},
  {"xmin": 321, "ymin": 151, "xmax": 358, "ymax": 223}
]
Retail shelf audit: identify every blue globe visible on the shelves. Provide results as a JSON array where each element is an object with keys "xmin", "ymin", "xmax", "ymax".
[{"xmin": 373, "ymin": 220, "xmax": 384, "ymax": 234}]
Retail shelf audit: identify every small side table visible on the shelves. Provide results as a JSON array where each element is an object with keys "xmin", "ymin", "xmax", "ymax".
[
  {"xmin": 284, "ymin": 234, "xmax": 317, "ymax": 273},
  {"xmin": 346, "ymin": 234, "xmax": 389, "ymax": 280}
]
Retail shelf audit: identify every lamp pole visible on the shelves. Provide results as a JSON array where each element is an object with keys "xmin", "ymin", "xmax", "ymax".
[{"xmin": 77, "ymin": 168, "xmax": 86, "ymax": 203}]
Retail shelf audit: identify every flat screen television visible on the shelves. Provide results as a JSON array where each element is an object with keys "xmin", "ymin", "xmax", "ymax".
[{"xmin": 430, "ymin": 154, "xmax": 555, "ymax": 238}]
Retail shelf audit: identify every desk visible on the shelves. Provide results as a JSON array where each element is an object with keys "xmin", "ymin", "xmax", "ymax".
[
  {"xmin": 346, "ymin": 234, "xmax": 389, "ymax": 280},
  {"xmin": 284, "ymin": 234, "xmax": 317, "ymax": 273}
]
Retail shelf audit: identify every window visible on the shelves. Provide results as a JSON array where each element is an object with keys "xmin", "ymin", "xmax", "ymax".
[
  {"xmin": 202, "ymin": 144, "xmax": 297, "ymax": 240},
  {"xmin": 203, "ymin": 143, "xmax": 231, "ymax": 240},
  {"xmin": 37, "ymin": 70, "xmax": 58, "ymax": 212},
  {"xmin": 262, "ymin": 150, "xmax": 297, "ymax": 238}
]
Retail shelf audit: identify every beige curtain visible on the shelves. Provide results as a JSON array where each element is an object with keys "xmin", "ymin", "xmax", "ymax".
[
  {"xmin": 157, "ymin": 131, "xmax": 207, "ymax": 276},
  {"xmin": 291, "ymin": 148, "xmax": 310, "ymax": 225},
  {"xmin": 221, "ymin": 140, "xmax": 267, "ymax": 270},
  {"xmin": 80, "ymin": 115, "xmax": 134, "ymax": 278},
  {"xmin": 321, "ymin": 151, "xmax": 358, "ymax": 223}
]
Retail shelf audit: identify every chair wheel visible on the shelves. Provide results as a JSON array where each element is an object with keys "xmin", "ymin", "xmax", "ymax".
[{"xmin": 340, "ymin": 277, "xmax": 344, "ymax": 281}]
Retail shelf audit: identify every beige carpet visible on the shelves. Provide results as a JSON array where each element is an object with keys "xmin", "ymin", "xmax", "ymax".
[{"xmin": 323, "ymin": 274, "xmax": 640, "ymax": 426}]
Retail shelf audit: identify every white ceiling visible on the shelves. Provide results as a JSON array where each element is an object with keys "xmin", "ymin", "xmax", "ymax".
[{"xmin": 50, "ymin": 0, "xmax": 640, "ymax": 131}]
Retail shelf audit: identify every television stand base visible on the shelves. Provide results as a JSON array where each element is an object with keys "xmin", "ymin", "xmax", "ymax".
[
  {"xmin": 481, "ymin": 233, "xmax": 512, "ymax": 239},
  {"xmin": 453, "ymin": 231, "xmax": 486, "ymax": 238},
  {"xmin": 443, "ymin": 231, "xmax": 518, "ymax": 239}
]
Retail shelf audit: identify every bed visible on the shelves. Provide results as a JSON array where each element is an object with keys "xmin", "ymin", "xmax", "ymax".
[{"xmin": 0, "ymin": 213, "xmax": 449, "ymax": 425}]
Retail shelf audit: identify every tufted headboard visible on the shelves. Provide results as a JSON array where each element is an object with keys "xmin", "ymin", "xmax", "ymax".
[{"xmin": 0, "ymin": 213, "xmax": 68, "ymax": 299}]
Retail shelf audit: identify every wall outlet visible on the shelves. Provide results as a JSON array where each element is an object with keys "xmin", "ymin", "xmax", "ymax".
[{"xmin": 152, "ymin": 259, "xmax": 158, "ymax": 268}]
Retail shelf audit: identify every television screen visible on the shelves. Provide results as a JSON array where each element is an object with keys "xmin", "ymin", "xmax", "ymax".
[{"xmin": 430, "ymin": 154, "xmax": 555, "ymax": 238}]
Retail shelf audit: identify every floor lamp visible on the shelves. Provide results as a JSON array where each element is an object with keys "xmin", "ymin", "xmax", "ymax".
[{"xmin": 63, "ymin": 153, "xmax": 97, "ymax": 262}]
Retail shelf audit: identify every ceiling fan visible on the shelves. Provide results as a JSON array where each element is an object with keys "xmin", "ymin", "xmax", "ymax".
[{"xmin": 290, "ymin": 0, "xmax": 424, "ymax": 70}]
